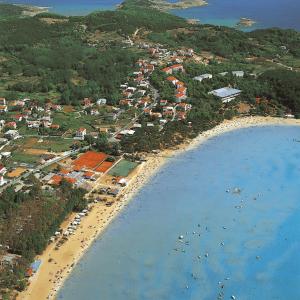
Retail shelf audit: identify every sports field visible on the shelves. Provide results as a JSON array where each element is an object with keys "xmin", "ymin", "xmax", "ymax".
[{"xmin": 108, "ymin": 160, "xmax": 139, "ymax": 177}]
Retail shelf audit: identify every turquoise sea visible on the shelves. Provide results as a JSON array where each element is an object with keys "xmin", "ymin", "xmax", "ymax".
[
  {"xmin": 3, "ymin": 0, "xmax": 120, "ymax": 15},
  {"xmin": 3, "ymin": 0, "xmax": 300, "ymax": 31},
  {"xmin": 170, "ymin": 0, "xmax": 300, "ymax": 31},
  {"xmin": 58, "ymin": 126, "xmax": 300, "ymax": 300}
]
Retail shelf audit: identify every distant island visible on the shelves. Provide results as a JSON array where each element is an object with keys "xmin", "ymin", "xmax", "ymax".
[
  {"xmin": 118, "ymin": 0, "xmax": 208, "ymax": 11},
  {"xmin": 151, "ymin": 0, "xmax": 208, "ymax": 10},
  {"xmin": 236, "ymin": 17, "xmax": 257, "ymax": 28}
]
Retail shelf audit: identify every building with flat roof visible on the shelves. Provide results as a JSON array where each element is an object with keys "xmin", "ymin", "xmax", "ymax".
[
  {"xmin": 193, "ymin": 74, "xmax": 213, "ymax": 82},
  {"xmin": 232, "ymin": 71, "xmax": 244, "ymax": 77},
  {"xmin": 209, "ymin": 87, "xmax": 242, "ymax": 103}
]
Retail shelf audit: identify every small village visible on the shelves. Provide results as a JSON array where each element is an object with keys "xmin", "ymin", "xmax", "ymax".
[
  {"xmin": 0, "ymin": 40, "xmax": 295, "ymax": 285},
  {"xmin": 0, "ymin": 42, "xmax": 247, "ymax": 191},
  {"xmin": 0, "ymin": 38, "xmax": 291, "ymax": 194}
]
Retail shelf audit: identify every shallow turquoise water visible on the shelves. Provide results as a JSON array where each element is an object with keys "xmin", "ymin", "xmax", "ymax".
[
  {"xmin": 58, "ymin": 126, "xmax": 300, "ymax": 300},
  {"xmin": 171, "ymin": 0, "xmax": 300, "ymax": 30},
  {"xmin": 3, "ymin": 0, "xmax": 120, "ymax": 15}
]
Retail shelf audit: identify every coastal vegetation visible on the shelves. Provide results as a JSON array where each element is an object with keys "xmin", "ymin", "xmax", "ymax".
[{"xmin": 0, "ymin": 180, "xmax": 86, "ymax": 296}]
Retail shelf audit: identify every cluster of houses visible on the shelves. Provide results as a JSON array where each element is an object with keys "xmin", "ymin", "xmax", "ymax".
[
  {"xmin": 118, "ymin": 59, "xmax": 155, "ymax": 109},
  {"xmin": 0, "ymin": 97, "xmax": 64, "ymax": 140},
  {"xmin": 164, "ymin": 69, "xmax": 187, "ymax": 102},
  {"xmin": 138, "ymin": 42, "xmax": 194, "ymax": 63}
]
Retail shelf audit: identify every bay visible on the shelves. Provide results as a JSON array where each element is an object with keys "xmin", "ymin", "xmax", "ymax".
[{"xmin": 58, "ymin": 126, "xmax": 300, "ymax": 300}]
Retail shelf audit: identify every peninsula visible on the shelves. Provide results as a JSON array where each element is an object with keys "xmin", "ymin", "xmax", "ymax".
[{"xmin": 118, "ymin": 0, "xmax": 208, "ymax": 11}]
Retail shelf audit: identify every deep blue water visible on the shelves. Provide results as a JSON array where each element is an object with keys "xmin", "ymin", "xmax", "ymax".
[
  {"xmin": 3, "ymin": 0, "xmax": 300, "ymax": 31},
  {"xmin": 58, "ymin": 126, "xmax": 300, "ymax": 300},
  {"xmin": 171, "ymin": 0, "xmax": 300, "ymax": 31}
]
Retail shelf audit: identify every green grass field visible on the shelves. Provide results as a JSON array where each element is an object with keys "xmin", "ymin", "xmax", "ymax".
[
  {"xmin": 10, "ymin": 152, "xmax": 38, "ymax": 165},
  {"xmin": 108, "ymin": 159, "xmax": 139, "ymax": 177}
]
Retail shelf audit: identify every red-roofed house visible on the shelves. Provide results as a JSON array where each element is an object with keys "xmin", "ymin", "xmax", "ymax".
[
  {"xmin": 82, "ymin": 98, "xmax": 92, "ymax": 108},
  {"xmin": 177, "ymin": 86, "xmax": 187, "ymax": 95},
  {"xmin": 5, "ymin": 122, "xmax": 17, "ymax": 129},
  {"xmin": 0, "ymin": 105, "xmax": 7, "ymax": 113},
  {"xmin": 13, "ymin": 114, "xmax": 24, "ymax": 122},
  {"xmin": 122, "ymin": 91, "xmax": 133, "ymax": 98},
  {"xmin": 50, "ymin": 124, "xmax": 60, "ymax": 130},
  {"xmin": 143, "ymin": 108, "xmax": 152, "ymax": 115},
  {"xmin": 175, "ymin": 81, "xmax": 185, "ymax": 89},
  {"xmin": 49, "ymin": 175, "xmax": 77, "ymax": 186},
  {"xmin": 59, "ymin": 169, "xmax": 71, "ymax": 176},
  {"xmin": 175, "ymin": 92, "xmax": 187, "ymax": 101},
  {"xmin": 166, "ymin": 76, "xmax": 178, "ymax": 86},
  {"xmin": 119, "ymin": 99, "xmax": 133, "ymax": 107},
  {"xmin": 139, "ymin": 97, "xmax": 151, "ymax": 108},
  {"xmin": 162, "ymin": 67, "xmax": 172, "ymax": 75},
  {"xmin": 84, "ymin": 171, "xmax": 95, "ymax": 180},
  {"xmin": 163, "ymin": 106, "xmax": 175, "ymax": 119},
  {"xmin": 171, "ymin": 64, "xmax": 184, "ymax": 72},
  {"xmin": 145, "ymin": 64, "xmax": 155, "ymax": 73},
  {"xmin": 160, "ymin": 99, "xmax": 168, "ymax": 106}
]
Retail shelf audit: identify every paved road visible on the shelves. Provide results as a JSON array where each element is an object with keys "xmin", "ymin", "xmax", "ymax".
[{"xmin": 109, "ymin": 83, "xmax": 160, "ymax": 142}]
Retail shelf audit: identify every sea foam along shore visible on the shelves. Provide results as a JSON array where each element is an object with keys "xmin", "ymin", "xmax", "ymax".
[{"xmin": 16, "ymin": 116, "xmax": 300, "ymax": 300}]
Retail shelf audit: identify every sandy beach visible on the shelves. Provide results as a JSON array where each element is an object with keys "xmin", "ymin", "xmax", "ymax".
[{"xmin": 16, "ymin": 116, "xmax": 300, "ymax": 300}]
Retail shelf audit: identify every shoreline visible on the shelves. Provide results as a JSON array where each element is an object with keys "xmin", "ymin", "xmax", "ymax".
[{"xmin": 17, "ymin": 116, "xmax": 300, "ymax": 300}]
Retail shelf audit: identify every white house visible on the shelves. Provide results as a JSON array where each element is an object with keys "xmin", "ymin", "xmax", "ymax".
[
  {"xmin": 132, "ymin": 123, "xmax": 142, "ymax": 128},
  {"xmin": 193, "ymin": 74, "xmax": 213, "ymax": 82},
  {"xmin": 232, "ymin": 71, "xmax": 244, "ymax": 77},
  {"xmin": 127, "ymin": 87, "xmax": 137, "ymax": 93},
  {"xmin": 0, "ymin": 176, "xmax": 6, "ymax": 186},
  {"xmin": 219, "ymin": 72, "xmax": 229, "ymax": 76},
  {"xmin": 27, "ymin": 121, "xmax": 40, "ymax": 129},
  {"xmin": 75, "ymin": 128, "xmax": 87, "ymax": 140},
  {"xmin": 97, "ymin": 99, "xmax": 107, "ymax": 106},
  {"xmin": 4, "ymin": 130, "xmax": 20, "ymax": 140},
  {"xmin": 138, "ymin": 82, "xmax": 150, "ymax": 88},
  {"xmin": 120, "ymin": 129, "xmax": 135, "ymax": 136},
  {"xmin": 91, "ymin": 109, "xmax": 99, "ymax": 116}
]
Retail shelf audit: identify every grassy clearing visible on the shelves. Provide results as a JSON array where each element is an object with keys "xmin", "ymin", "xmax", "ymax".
[
  {"xmin": 52, "ymin": 111, "xmax": 99, "ymax": 132},
  {"xmin": 10, "ymin": 151, "xmax": 38, "ymax": 165}
]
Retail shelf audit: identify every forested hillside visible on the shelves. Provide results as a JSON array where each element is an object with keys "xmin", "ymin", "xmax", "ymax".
[{"xmin": 1, "ymin": 0, "xmax": 300, "ymax": 106}]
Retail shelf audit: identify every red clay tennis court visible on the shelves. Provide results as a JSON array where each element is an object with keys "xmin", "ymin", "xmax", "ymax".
[
  {"xmin": 72, "ymin": 151, "xmax": 108, "ymax": 170},
  {"xmin": 95, "ymin": 161, "xmax": 114, "ymax": 173}
]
